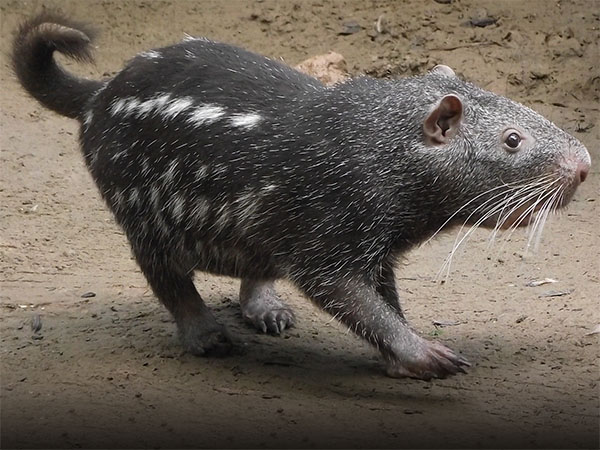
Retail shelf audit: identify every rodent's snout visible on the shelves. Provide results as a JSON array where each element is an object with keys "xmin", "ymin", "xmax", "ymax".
[
  {"xmin": 562, "ymin": 138, "xmax": 591, "ymax": 186},
  {"xmin": 577, "ymin": 162, "xmax": 589, "ymax": 183},
  {"xmin": 553, "ymin": 140, "xmax": 591, "ymax": 208}
]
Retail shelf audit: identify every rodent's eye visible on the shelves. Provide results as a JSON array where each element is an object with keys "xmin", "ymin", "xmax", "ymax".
[
  {"xmin": 502, "ymin": 129, "xmax": 523, "ymax": 152},
  {"xmin": 505, "ymin": 133, "xmax": 520, "ymax": 148}
]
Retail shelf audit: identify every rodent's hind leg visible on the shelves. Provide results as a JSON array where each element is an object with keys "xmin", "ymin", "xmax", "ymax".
[
  {"xmin": 375, "ymin": 260, "xmax": 404, "ymax": 318},
  {"xmin": 239, "ymin": 279, "xmax": 295, "ymax": 334},
  {"xmin": 301, "ymin": 278, "xmax": 469, "ymax": 380},
  {"xmin": 134, "ymin": 250, "xmax": 232, "ymax": 356}
]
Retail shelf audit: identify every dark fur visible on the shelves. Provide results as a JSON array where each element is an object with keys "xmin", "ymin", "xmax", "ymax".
[
  {"xmin": 12, "ymin": 13, "xmax": 102, "ymax": 119},
  {"xmin": 12, "ymin": 13, "xmax": 590, "ymax": 379}
]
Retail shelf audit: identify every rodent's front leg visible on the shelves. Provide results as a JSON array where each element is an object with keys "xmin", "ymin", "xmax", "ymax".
[
  {"xmin": 375, "ymin": 260, "xmax": 404, "ymax": 318},
  {"xmin": 303, "ymin": 279, "xmax": 469, "ymax": 380}
]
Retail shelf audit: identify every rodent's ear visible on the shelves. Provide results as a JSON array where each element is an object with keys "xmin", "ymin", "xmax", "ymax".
[
  {"xmin": 430, "ymin": 65, "xmax": 456, "ymax": 77},
  {"xmin": 423, "ymin": 94, "xmax": 463, "ymax": 146}
]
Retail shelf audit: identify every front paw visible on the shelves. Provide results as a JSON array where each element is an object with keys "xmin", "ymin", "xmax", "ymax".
[
  {"xmin": 240, "ymin": 285, "xmax": 295, "ymax": 334},
  {"xmin": 243, "ymin": 304, "xmax": 295, "ymax": 334},
  {"xmin": 386, "ymin": 338, "xmax": 470, "ymax": 380}
]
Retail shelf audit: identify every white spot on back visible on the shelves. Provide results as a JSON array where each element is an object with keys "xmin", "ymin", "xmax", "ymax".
[
  {"xmin": 229, "ymin": 112, "xmax": 262, "ymax": 130},
  {"xmin": 109, "ymin": 98, "xmax": 130, "ymax": 116},
  {"xmin": 136, "ymin": 94, "xmax": 172, "ymax": 118},
  {"xmin": 195, "ymin": 164, "xmax": 209, "ymax": 181},
  {"xmin": 109, "ymin": 96, "xmax": 143, "ymax": 117},
  {"xmin": 139, "ymin": 50, "xmax": 162, "ymax": 59},
  {"xmin": 161, "ymin": 97, "xmax": 194, "ymax": 120},
  {"xmin": 122, "ymin": 98, "xmax": 141, "ymax": 116},
  {"xmin": 150, "ymin": 185, "xmax": 161, "ymax": 210},
  {"xmin": 169, "ymin": 195, "xmax": 186, "ymax": 223},
  {"xmin": 187, "ymin": 104, "xmax": 226, "ymax": 127},
  {"xmin": 110, "ymin": 95, "xmax": 228, "ymax": 129},
  {"xmin": 190, "ymin": 197, "xmax": 211, "ymax": 227}
]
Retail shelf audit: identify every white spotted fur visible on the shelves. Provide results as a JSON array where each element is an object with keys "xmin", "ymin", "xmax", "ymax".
[
  {"xmin": 229, "ymin": 112, "xmax": 262, "ymax": 130},
  {"xmin": 187, "ymin": 105, "xmax": 226, "ymax": 127},
  {"xmin": 139, "ymin": 50, "xmax": 162, "ymax": 59}
]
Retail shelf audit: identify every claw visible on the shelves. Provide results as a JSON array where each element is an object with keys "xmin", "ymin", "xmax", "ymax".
[
  {"xmin": 386, "ymin": 338, "xmax": 470, "ymax": 380},
  {"xmin": 458, "ymin": 357, "xmax": 471, "ymax": 367},
  {"xmin": 239, "ymin": 281, "xmax": 295, "ymax": 335}
]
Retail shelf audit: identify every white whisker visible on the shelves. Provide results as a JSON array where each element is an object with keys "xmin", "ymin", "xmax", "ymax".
[
  {"xmin": 436, "ymin": 173, "xmax": 563, "ymax": 281},
  {"xmin": 527, "ymin": 186, "xmax": 564, "ymax": 252},
  {"xmin": 493, "ymin": 181, "xmax": 557, "ymax": 237},
  {"xmin": 500, "ymin": 183, "xmax": 562, "ymax": 254},
  {"xmin": 424, "ymin": 182, "xmax": 522, "ymax": 246},
  {"xmin": 438, "ymin": 191, "xmax": 517, "ymax": 280},
  {"xmin": 487, "ymin": 177, "xmax": 558, "ymax": 247}
]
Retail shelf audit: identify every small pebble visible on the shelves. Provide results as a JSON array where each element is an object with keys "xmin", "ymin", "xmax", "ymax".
[
  {"xmin": 467, "ymin": 8, "xmax": 498, "ymax": 28},
  {"xmin": 539, "ymin": 289, "xmax": 573, "ymax": 298},
  {"xmin": 31, "ymin": 314, "xmax": 42, "ymax": 333},
  {"xmin": 526, "ymin": 278, "xmax": 557, "ymax": 287},
  {"xmin": 339, "ymin": 21, "xmax": 361, "ymax": 35}
]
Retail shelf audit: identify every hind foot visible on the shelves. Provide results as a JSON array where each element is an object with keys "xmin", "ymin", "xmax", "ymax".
[
  {"xmin": 176, "ymin": 309, "xmax": 233, "ymax": 357},
  {"xmin": 133, "ymin": 254, "xmax": 233, "ymax": 357},
  {"xmin": 239, "ymin": 279, "xmax": 295, "ymax": 334},
  {"xmin": 386, "ymin": 337, "xmax": 470, "ymax": 380}
]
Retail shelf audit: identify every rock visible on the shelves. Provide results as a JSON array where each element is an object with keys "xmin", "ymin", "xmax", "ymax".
[
  {"xmin": 295, "ymin": 52, "xmax": 350, "ymax": 85},
  {"xmin": 467, "ymin": 8, "xmax": 498, "ymax": 28}
]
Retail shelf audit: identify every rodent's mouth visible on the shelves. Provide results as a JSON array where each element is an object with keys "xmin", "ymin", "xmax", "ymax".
[
  {"xmin": 480, "ymin": 203, "xmax": 538, "ymax": 230},
  {"xmin": 471, "ymin": 163, "xmax": 588, "ymax": 231},
  {"xmin": 476, "ymin": 177, "xmax": 577, "ymax": 231}
]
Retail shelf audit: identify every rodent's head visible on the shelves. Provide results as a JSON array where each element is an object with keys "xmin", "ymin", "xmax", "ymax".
[{"xmin": 418, "ymin": 65, "xmax": 591, "ymax": 231}]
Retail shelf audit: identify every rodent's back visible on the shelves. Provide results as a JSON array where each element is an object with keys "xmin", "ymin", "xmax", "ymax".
[
  {"xmin": 81, "ymin": 57, "xmax": 397, "ymax": 281},
  {"xmin": 100, "ymin": 37, "xmax": 324, "ymax": 113}
]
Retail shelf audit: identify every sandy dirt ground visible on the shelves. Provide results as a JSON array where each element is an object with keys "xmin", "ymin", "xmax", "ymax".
[{"xmin": 1, "ymin": 0, "xmax": 598, "ymax": 448}]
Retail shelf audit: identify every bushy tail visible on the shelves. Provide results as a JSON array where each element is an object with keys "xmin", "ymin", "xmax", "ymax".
[{"xmin": 12, "ymin": 12, "xmax": 104, "ymax": 120}]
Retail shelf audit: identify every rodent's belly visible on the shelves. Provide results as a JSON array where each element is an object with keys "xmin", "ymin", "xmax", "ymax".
[{"xmin": 191, "ymin": 239, "xmax": 281, "ymax": 279}]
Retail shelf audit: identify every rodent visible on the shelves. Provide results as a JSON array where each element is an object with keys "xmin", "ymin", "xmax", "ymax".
[{"xmin": 12, "ymin": 13, "xmax": 591, "ymax": 380}]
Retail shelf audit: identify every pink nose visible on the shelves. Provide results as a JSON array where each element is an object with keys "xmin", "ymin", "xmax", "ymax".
[{"xmin": 577, "ymin": 163, "xmax": 589, "ymax": 183}]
